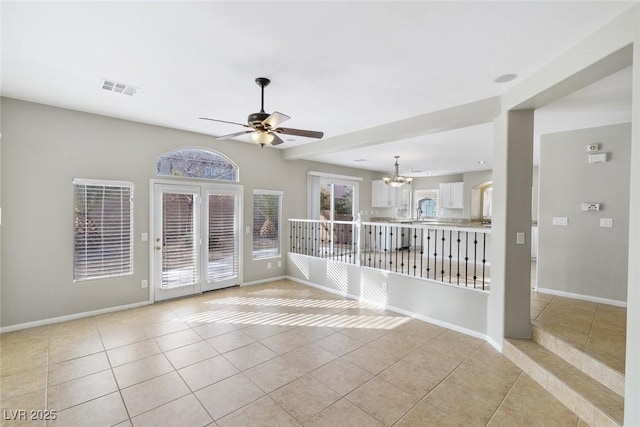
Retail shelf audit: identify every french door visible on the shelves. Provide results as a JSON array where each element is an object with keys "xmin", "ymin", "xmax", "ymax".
[{"xmin": 152, "ymin": 181, "xmax": 242, "ymax": 301}]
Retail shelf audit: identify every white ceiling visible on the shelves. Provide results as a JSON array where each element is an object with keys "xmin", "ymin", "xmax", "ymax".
[{"xmin": 1, "ymin": 1, "xmax": 635, "ymax": 177}]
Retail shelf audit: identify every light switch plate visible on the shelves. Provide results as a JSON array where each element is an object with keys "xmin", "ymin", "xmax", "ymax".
[
  {"xmin": 552, "ymin": 217, "xmax": 568, "ymax": 226},
  {"xmin": 516, "ymin": 232, "xmax": 525, "ymax": 245}
]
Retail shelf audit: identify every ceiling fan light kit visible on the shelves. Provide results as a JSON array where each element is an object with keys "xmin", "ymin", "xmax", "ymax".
[
  {"xmin": 383, "ymin": 156, "xmax": 413, "ymax": 187},
  {"xmin": 200, "ymin": 77, "xmax": 324, "ymax": 148}
]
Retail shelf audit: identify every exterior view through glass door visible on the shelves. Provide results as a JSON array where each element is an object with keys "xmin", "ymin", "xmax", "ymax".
[
  {"xmin": 319, "ymin": 179, "xmax": 356, "ymax": 257},
  {"xmin": 152, "ymin": 182, "xmax": 242, "ymax": 301}
]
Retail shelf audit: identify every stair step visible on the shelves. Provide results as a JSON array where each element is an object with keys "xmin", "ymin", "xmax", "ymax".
[
  {"xmin": 504, "ymin": 338, "xmax": 624, "ymax": 427},
  {"xmin": 532, "ymin": 324, "xmax": 625, "ymax": 397}
]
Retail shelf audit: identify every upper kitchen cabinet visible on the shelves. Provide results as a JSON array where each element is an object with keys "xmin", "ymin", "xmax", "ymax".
[
  {"xmin": 439, "ymin": 182, "xmax": 464, "ymax": 209},
  {"xmin": 372, "ymin": 179, "xmax": 401, "ymax": 207}
]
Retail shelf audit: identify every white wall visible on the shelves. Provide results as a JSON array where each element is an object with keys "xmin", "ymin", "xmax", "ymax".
[
  {"xmin": 287, "ymin": 253, "xmax": 488, "ymax": 337},
  {"xmin": 0, "ymin": 97, "xmax": 378, "ymax": 327},
  {"xmin": 538, "ymin": 123, "xmax": 631, "ymax": 303}
]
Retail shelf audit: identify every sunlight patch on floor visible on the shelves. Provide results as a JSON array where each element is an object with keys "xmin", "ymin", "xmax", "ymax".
[
  {"xmin": 181, "ymin": 309, "xmax": 410, "ymax": 329},
  {"xmin": 204, "ymin": 296, "xmax": 363, "ymax": 309}
]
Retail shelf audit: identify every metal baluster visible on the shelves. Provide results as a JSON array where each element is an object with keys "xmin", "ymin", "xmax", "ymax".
[
  {"xmin": 427, "ymin": 229, "xmax": 431, "ymax": 279},
  {"xmin": 448, "ymin": 230, "xmax": 453, "ymax": 283},
  {"xmin": 412, "ymin": 227, "xmax": 417, "ymax": 276},
  {"xmin": 390, "ymin": 226, "xmax": 395, "ymax": 272},
  {"xmin": 465, "ymin": 232, "xmax": 469, "ymax": 287},
  {"xmin": 441, "ymin": 230, "xmax": 445, "ymax": 281},
  {"xmin": 456, "ymin": 231, "xmax": 461, "ymax": 285},
  {"xmin": 473, "ymin": 232, "xmax": 478, "ymax": 288},
  {"xmin": 482, "ymin": 233, "xmax": 487, "ymax": 290},
  {"xmin": 419, "ymin": 228, "xmax": 424, "ymax": 278}
]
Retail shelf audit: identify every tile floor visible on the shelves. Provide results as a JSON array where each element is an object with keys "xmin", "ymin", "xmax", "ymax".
[
  {"xmin": 1, "ymin": 280, "xmax": 584, "ymax": 426},
  {"xmin": 531, "ymin": 291, "xmax": 626, "ymax": 374}
]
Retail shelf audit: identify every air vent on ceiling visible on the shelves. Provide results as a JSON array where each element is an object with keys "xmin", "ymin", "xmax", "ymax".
[{"xmin": 101, "ymin": 79, "xmax": 139, "ymax": 96}]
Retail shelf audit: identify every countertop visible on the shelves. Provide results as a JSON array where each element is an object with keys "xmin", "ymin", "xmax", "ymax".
[{"xmin": 367, "ymin": 217, "xmax": 491, "ymax": 229}]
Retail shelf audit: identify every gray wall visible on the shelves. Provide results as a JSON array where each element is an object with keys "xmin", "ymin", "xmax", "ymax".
[
  {"xmin": 0, "ymin": 97, "xmax": 377, "ymax": 327},
  {"xmin": 463, "ymin": 170, "xmax": 493, "ymax": 219},
  {"xmin": 538, "ymin": 123, "xmax": 631, "ymax": 303}
]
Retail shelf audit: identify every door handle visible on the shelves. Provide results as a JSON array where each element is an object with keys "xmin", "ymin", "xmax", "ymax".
[{"xmin": 155, "ymin": 246, "xmax": 162, "ymax": 251}]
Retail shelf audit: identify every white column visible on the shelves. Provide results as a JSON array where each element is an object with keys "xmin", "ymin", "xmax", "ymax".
[
  {"xmin": 488, "ymin": 110, "xmax": 534, "ymax": 344},
  {"xmin": 624, "ymin": 26, "xmax": 640, "ymax": 426}
]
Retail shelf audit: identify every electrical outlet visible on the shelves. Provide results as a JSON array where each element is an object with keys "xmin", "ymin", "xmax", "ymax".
[
  {"xmin": 141, "ymin": 280, "xmax": 148, "ymax": 288},
  {"xmin": 267, "ymin": 262, "xmax": 272, "ymax": 269},
  {"xmin": 516, "ymin": 232, "xmax": 525, "ymax": 245},
  {"xmin": 382, "ymin": 282, "xmax": 388, "ymax": 291},
  {"xmin": 600, "ymin": 218, "xmax": 613, "ymax": 228}
]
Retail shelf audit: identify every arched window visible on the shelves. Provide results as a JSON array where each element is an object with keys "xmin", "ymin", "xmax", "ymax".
[
  {"xmin": 418, "ymin": 198, "xmax": 437, "ymax": 218},
  {"xmin": 156, "ymin": 148, "xmax": 238, "ymax": 181}
]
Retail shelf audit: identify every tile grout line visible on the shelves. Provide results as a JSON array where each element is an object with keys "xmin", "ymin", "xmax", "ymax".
[
  {"xmin": 584, "ymin": 303, "xmax": 600, "ymax": 352},
  {"xmin": 95, "ymin": 313, "xmax": 133, "ymax": 425},
  {"xmin": 44, "ymin": 324, "xmax": 50, "ymax": 426},
  {"xmin": 482, "ymin": 370, "xmax": 525, "ymax": 427}
]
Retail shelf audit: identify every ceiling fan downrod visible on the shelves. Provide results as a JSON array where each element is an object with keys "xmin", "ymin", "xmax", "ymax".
[{"xmin": 255, "ymin": 77, "xmax": 270, "ymax": 113}]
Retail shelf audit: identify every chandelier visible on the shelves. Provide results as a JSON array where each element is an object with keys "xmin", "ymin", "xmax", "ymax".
[{"xmin": 383, "ymin": 156, "xmax": 413, "ymax": 187}]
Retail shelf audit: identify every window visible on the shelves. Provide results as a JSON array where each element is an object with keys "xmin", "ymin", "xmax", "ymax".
[
  {"xmin": 253, "ymin": 190, "xmax": 282, "ymax": 259},
  {"xmin": 415, "ymin": 189, "xmax": 439, "ymax": 218},
  {"xmin": 156, "ymin": 148, "xmax": 239, "ymax": 181},
  {"xmin": 73, "ymin": 179, "xmax": 133, "ymax": 281},
  {"xmin": 307, "ymin": 172, "xmax": 361, "ymax": 220}
]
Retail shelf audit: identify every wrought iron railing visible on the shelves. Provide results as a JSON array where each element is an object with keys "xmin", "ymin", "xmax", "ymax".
[{"xmin": 289, "ymin": 218, "xmax": 490, "ymax": 290}]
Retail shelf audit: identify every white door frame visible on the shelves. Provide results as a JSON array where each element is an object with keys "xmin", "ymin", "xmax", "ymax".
[{"xmin": 149, "ymin": 179, "xmax": 243, "ymax": 302}]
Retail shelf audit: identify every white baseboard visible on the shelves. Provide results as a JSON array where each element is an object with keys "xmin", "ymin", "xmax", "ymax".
[
  {"xmin": 286, "ymin": 275, "xmax": 492, "ymax": 346},
  {"xmin": 286, "ymin": 275, "xmax": 360, "ymax": 301},
  {"xmin": 242, "ymin": 276, "xmax": 287, "ymax": 287},
  {"xmin": 0, "ymin": 300, "xmax": 153, "ymax": 333},
  {"xmin": 536, "ymin": 287, "xmax": 626, "ymax": 308}
]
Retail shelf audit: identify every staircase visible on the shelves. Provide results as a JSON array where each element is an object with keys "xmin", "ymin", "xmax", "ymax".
[{"xmin": 503, "ymin": 323, "xmax": 625, "ymax": 426}]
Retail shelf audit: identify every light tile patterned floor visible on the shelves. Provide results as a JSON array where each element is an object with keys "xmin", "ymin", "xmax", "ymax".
[
  {"xmin": 531, "ymin": 291, "xmax": 626, "ymax": 374},
  {"xmin": 1, "ymin": 280, "xmax": 581, "ymax": 426}
]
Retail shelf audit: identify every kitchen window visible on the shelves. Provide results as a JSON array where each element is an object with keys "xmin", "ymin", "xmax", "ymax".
[{"xmin": 415, "ymin": 189, "xmax": 439, "ymax": 218}]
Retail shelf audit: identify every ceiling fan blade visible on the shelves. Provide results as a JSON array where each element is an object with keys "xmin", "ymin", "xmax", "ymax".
[
  {"xmin": 270, "ymin": 133, "xmax": 285, "ymax": 146},
  {"xmin": 215, "ymin": 130, "xmax": 254, "ymax": 140},
  {"xmin": 276, "ymin": 127, "xmax": 324, "ymax": 139},
  {"xmin": 199, "ymin": 117, "xmax": 250, "ymax": 128},
  {"xmin": 262, "ymin": 111, "xmax": 290, "ymax": 129}
]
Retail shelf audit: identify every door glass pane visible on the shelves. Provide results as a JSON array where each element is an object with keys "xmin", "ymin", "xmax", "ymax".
[
  {"xmin": 208, "ymin": 194, "xmax": 238, "ymax": 282},
  {"xmin": 334, "ymin": 184, "xmax": 354, "ymax": 221},
  {"xmin": 320, "ymin": 184, "xmax": 331, "ymax": 221},
  {"xmin": 162, "ymin": 193, "xmax": 198, "ymax": 288}
]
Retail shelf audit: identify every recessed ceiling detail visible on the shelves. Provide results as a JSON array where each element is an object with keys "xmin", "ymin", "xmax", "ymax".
[
  {"xmin": 494, "ymin": 73, "xmax": 518, "ymax": 84},
  {"xmin": 101, "ymin": 79, "xmax": 139, "ymax": 96}
]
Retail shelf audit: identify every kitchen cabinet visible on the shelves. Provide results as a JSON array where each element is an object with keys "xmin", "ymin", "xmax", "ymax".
[
  {"xmin": 439, "ymin": 182, "xmax": 464, "ymax": 209},
  {"xmin": 372, "ymin": 180, "xmax": 401, "ymax": 207}
]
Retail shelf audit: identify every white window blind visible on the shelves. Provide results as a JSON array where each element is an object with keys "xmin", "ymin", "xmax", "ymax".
[
  {"xmin": 73, "ymin": 179, "xmax": 133, "ymax": 281},
  {"xmin": 253, "ymin": 190, "xmax": 282, "ymax": 260},
  {"xmin": 208, "ymin": 193, "xmax": 239, "ymax": 282},
  {"xmin": 161, "ymin": 192, "xmax": 198, "ymax": 288}
]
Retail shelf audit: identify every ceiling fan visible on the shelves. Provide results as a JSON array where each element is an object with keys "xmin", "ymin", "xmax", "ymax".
[{"xmin": 200, "ymin": 77, "xmax": 324, "ymax": 148}]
